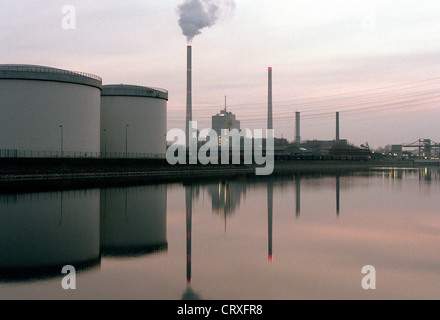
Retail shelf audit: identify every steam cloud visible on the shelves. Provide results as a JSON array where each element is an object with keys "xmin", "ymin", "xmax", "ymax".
[{"xmin": 177, "ymin": 0, "xmax": 235, "ymax": 43}]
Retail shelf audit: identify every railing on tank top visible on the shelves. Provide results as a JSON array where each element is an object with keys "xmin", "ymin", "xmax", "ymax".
[{"xmin": 0, "ymin": 149, "xmax": 166, "ymax": 159}]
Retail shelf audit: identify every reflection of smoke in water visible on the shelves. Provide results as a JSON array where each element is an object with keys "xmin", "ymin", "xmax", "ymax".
[{"xmin": 177, "ymin": 0, "xmax": 235, "ymax": 43}]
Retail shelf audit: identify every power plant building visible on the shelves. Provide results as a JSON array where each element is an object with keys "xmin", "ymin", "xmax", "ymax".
[
  {"xmin": 100, "ymin": 84, "xmax": 168, "ymax": 158},
  {"xmin": 211, "ymin": 108, "xmax": 240, "ymax": 145},
  {"xmin": 0, "ymin": 64, "xmax": 102, "ymax": 157}
]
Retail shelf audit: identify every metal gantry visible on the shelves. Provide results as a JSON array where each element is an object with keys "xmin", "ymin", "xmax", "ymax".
[{"xmin": 401, "ymin": 138, "xmax": 440, "ymax": 158}]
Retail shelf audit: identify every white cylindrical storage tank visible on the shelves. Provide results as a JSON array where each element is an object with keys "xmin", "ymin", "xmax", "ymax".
[
  {"xmin": 100, "ymin": 84, "xmax": 168, "ymax": 158},
  {"xmin": 0, "ymin": 65, "xmax": 102, "ymax": 157}
]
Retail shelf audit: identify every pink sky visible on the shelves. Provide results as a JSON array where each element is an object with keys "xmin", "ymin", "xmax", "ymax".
[{"xmin": 1, "ymin": 0, "xmax": 439, "ymax": 148}]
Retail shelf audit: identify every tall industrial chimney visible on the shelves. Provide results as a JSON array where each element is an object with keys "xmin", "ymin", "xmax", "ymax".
[
  {"xmin": 336, "ymin": 111, "xmax": 340, "ymax": 142},
  {"xmin": 295, "ymin": 111, "xmax": 301, "ymax": 144},
  {"xmin": 267, "ymin": 67, "xmax": 273, "ymax": 130},
  {"xmin": 186, "ymin": 45, "xmax": 192, "ymax": 147}
]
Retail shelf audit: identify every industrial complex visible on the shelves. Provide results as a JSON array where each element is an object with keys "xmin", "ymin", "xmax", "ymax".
[{"xmin": 0, "ymin": 61, "xmax": 438, "ymax": 164}]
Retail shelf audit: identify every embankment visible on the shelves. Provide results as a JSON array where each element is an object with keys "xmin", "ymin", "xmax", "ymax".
[{"xmin": 0, "ymin": 158, "xmax": 414, "ymax": 193}]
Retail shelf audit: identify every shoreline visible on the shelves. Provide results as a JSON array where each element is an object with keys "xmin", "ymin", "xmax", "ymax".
[{"xmin": 0, "ymin": 158, "xmax": 417, "ymax": 193}]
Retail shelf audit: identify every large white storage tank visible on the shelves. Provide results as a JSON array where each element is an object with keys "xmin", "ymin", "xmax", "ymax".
[
  {"xmin": 0, "ymin": 65, "xmax": 102, "ymax": 157},
  {"xmin": 100, "ymin": 84, "xmax": 168, "ymax": 158}
]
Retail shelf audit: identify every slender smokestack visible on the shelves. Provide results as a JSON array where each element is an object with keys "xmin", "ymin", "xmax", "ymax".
[
  {"xmin": 295, "ymin": 111, "xmax": 301, "ymax": 144},
  {"xmin": 186, "ymin": 45, "xmax": 192, "ymax": 147},
  {"xmin": 267, "ymin": 67, "xmax": 273, "ymax": 130},
  {"xmin": 336, "ymin": 111, "xmax": 340, "ymax": 141}
]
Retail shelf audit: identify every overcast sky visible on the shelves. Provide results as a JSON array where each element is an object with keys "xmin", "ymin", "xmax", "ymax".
[{"xmin": 1, "ymin": 0, "xmax": 440, "ymax": 148}]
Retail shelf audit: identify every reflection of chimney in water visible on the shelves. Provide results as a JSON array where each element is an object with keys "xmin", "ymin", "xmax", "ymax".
[
  {"xmin": 182, "ymin": 184, "xmax": 202, "ymax": 301},
  {"xmin": 267, "ymin": 181, "xmax": 273, "ymax": 262},
  {"xmin": 185, "ymin": 186, "xmax": 192, "ymax": 284},
  {"xmin": 336, "ymin": 174, "xmax": 340, "ymax": 217},
  {"xmin": 181, "ymin": 185, "xmax": 203, "ymax": 300},
  {"xmin": 295, "ymin": 174, "xmax": 301, "ymax": 217}
]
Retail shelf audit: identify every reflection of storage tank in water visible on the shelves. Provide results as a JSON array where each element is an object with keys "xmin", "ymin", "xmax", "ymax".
[
  {"xmin": 0, "ymin": 190, "xmax": 101, "ymax": 282},
  {"xmin": 0, "ymin": 65, "xmax": 102, "ymax": 155},
  {"xmin": 100, "ymin": 84, "xmax": 168, "ymax": 156},
  {"xmin": 100, "ymin": 185, "xmax": 167, "ymax": 256}
]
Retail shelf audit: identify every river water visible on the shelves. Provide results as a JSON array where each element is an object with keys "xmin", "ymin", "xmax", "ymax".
[{"xmin": 0, "ymin": 166, "xmax": 439, "ymax": 300}]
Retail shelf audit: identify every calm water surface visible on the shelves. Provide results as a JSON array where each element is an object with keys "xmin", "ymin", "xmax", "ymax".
[{"xmin": 0, "ymin": 167, "xmax": 439, "ymax": 300}]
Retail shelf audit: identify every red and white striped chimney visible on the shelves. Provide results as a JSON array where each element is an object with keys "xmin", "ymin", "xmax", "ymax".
[
  {"xmin": 186, "ymin": 45, "xmax": 192, "ymax": 147},
  {"xmin": 267, "ymin": 67, "xmax": 273, "ymax": 130}
]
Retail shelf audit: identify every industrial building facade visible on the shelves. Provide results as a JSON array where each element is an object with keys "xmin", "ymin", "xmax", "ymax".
[{"xmin": 211, "ymin": 108, "xmax": 240, "ymax": 146}]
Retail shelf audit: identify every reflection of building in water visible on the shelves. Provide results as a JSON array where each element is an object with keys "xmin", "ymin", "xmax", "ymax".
[
  {"xmin": 385, "ymin": 167, "xmax": 439, "ymax": 183},
  {"xmin": 182, "ymin": 183, "xmax": 201, "ymax": 300},
  {"xmin": 389, "ymin": 168, "xmax": 404, "ymax": 180},
  {"xmin": 0, "ymin": 190, "xmax": 101, "ymax": 282},
  {"xmin": 418, "ymin": 167, "xmax": 440, "ymax": 183},
  {"xmin": 100, "ymin": 185, "xmax": 167, "ymax": 257},
  {"xmin": 206, "ymin": 179, "xmax": 247, "ymax": 230}
]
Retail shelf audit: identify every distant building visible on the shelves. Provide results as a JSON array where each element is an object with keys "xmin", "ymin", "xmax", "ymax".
[
  {"xmin": 391, "ymin": 145, "xmax": 403, "ymax": 158},
  {"xmin": 211, "ymin": 108, "xmax": 240, "ymax": 146},
  {"xmin": 304, "ymin": 139, "xmax": 348, "ymax": 156}
]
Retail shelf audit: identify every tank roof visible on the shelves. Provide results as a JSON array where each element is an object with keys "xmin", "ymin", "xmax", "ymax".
[
  {"xmin": 0, "ymin": 64, "xmax": 102, "ymax": 89},
  {"xmin": 101, "ymin": 84, "xmax": 168, "ymax": 101}
]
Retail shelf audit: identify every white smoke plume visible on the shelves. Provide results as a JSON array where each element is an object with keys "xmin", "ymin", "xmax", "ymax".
[{"xmin": 177, "ymin": 0, "xmax": 235, "ymax": 43}]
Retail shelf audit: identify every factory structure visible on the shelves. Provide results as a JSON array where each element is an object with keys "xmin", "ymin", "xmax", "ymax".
[
  {"xmin": 203, "ymin": 67, "xmax": 372, "ymax": 161},
  {"xmin": 277, "ymin": 111, "xmax": 372, "ymax": 160},
  {"xmin": 0, "ymin": 64, "xmax": 168, "ymax": 158},
  {"xmin": 1, "ymin": 59, "xmax": 433, "ymax": 163},
  {"xmin": 211, "ymin": 96, "xmax": 241, "ymax": 147}
]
